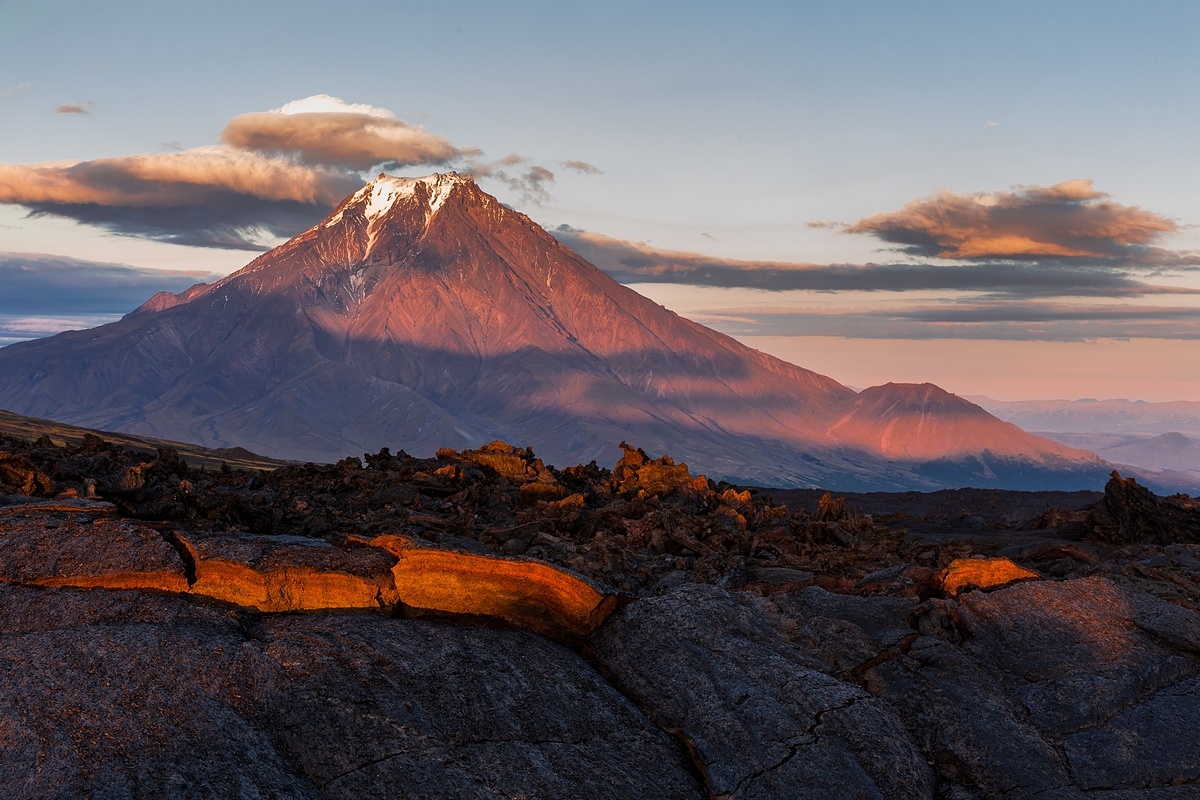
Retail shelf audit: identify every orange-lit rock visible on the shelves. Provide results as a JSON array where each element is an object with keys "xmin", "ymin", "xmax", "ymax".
[
  {"xmin": 0, "ymin": 502, "xmax": 188, "ymax": 593},
  {"xmin": 178, "ymin": 534, "xmax": 400, "ymax": 612},
  {"xmin": 942, "ymin": 557, "xmax": 1039, "ymax": 596},
  {"xmin": 612, "ymin": 442, "xmax": 695, "ymax": 496},
  {"xmin": 370, "ymin": 534, "xmax": 618, "ymax": 639}
]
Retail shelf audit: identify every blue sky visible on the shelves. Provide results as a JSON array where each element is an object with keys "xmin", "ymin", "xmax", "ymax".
[{"xmin": 2, "ymin": 1, "xmax": 1198, "ymax": 400}]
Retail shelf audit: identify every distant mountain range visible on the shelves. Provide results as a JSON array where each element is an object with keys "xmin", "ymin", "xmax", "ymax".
[
  {"xmin": 0, "ymin": 173, "xmax": 1114, "ymax": 491},
  {"xmin": 971, "ymin": 396, "xmax": 1200, "ymax": 486}
]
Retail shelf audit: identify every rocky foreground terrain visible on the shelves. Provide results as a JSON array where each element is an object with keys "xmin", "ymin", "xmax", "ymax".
[{"xmin": 2, "ymin": 428, "xmax": 1200, "ymax": 798}]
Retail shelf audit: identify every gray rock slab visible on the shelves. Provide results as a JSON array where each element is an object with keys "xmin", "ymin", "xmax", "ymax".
[
  {"xmin": 249, "ymin": 613, "xmax": 703, "ymax": 799},
  {"xmin": 1063, "ymin": 674, "xmax": 1200, "ymax": 790},
  {"xmin": 0, "ymin": 582, "xmax": 703, "ymax": 799},
  {"xmin": 0, "ymin": 505, "xmax": 186, "ymax": 589},
  {"xmin": 864, "ymin": 635, "xmax": 1074, "ymax": 799},
  {"xmin": 956, "ymin": 577, "xmax": 1199, "ymax": 737},
  {"xmin": 592, "ymin": 584, "xmax": 934, "ymax": 799}
]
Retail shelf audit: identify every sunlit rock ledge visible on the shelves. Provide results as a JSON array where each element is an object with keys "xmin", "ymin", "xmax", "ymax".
[{"xmin": 0, "ymin": 500, "xmax": 619, "ymax": 642}]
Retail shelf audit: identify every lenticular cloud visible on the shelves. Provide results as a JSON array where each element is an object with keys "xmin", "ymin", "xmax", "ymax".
[
  {"xmin": 0, "ymin": 96, "xmax": 469, "ymax": 249},
  {"xmin": 221, "ymin": 94, "xmax": 470, "ymax": 171}
]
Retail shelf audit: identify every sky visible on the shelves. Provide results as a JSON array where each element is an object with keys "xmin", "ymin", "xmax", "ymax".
[{"xmin": 1, "ymin": 0, "xmax": 1198, "ymax": 401}]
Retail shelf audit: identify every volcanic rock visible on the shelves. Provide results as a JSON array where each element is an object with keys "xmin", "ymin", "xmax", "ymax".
[
  {"xmin": 1087, "ymin": 470, "xmax": 1200, "ymax": 545},
  {"xmin": 0, "ymin": 501, "xmax": 188, "ymax": 592},
  {"xmin": 940, "ymin": 556, "xmax": 1040, "ymax": 595},
  {"xmin": 0, "ymin": 582, "xmax": 702, "ymax": 799},
  {"xmin": 179, "ymin": 532, "xmax": 401, "ymax": 613},
  {"xmin": 592, "ymin": 584, "xmax": 936, "ymax": 798},
  {"xmin": 370, "ymin": 533, "xmax": 619, "ymax": 640},
  {"xmin": 1, "ymin": 428, "xmax": 1199, "ymax": 796}
]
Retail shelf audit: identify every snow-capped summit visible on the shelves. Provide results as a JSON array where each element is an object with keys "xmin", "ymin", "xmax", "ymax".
[{"xmin": 320, "ymin": 172, "xmax": 472, "ymax": 245}]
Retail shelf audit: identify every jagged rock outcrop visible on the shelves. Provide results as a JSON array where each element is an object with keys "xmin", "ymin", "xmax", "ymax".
[
  {"xmin": 2, "ymin": 429, "xmax": 1200, "ymax": 796},
  {"xmin": 1087, "ymin": 471, "xmax": 1200, "ymax": 545}
]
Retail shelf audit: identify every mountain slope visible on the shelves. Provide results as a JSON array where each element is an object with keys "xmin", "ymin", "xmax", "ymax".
[{"xmin": 0, "ymin": 173, "xmax": 1108, "ymax": 490}]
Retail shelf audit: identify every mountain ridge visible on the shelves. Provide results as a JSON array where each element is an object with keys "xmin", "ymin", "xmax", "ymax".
[{"xmin": 0, "ymin": 172, "xmax": 1111, "ymax": 490}]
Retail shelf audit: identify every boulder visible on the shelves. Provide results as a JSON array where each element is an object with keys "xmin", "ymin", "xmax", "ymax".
[{"xmin": 371, "ymin": 534, "xmax": 619, "ymax": 640}]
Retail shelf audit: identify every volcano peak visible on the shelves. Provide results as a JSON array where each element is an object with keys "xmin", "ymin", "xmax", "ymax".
[
  {"xmin": 320, "ymin": 172, "xmax": 474, "ymax": 236},
  {"xmin": 361, "ymin": 172, "xmax": 471, "ymax": 221}
]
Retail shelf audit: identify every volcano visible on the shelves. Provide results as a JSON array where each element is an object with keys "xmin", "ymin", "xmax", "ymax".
[{"xmin": 0, "ymin": 173, "xmax": 1108, "ymax": 489}]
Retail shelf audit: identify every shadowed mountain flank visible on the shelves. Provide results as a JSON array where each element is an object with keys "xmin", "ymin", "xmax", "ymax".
[{"xmin": 0, "ymin": 173, "xmax": 1110, "ymax": 490}]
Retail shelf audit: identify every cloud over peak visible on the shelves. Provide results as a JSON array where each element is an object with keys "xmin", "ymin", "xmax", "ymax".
[
  {"xmin": 845, "ymin": 179, "xmax": 1180, "ymax": 264},
  {"xmin": 0, "ymin": 94, "xmax": 561, "ymax": 249},
  {"xmin": 221, "ymin": 94, "xmax": 471, "ymax": 171}
]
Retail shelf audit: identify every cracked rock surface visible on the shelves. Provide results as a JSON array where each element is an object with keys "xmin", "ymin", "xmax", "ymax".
[
  {"xmin": 592, "ymin": 584, "xmax": 936, "ymax": 799},
  {"xmin": 2, "ymin": 429, "xmax": 1200, "ymax": 797},
  {"xmin": 0, "ymin": 582, "xmax": 701, "ymax": 799}
]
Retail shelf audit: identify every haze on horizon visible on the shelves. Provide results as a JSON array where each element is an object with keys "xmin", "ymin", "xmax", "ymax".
[{"xmin": 1, "ymin": 1, "xmax": 1197, "ymax": 403}]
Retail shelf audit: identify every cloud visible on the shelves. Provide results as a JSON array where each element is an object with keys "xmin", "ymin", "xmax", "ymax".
[
  {"xmin": 844, "ymin": 179, "xmax": 1184, "ymax": 265},
  {"xmin": 470, "ymin": 156, "xmax": 555, "ymax": 205},
  {"xmin": 0, "ymin": 314, "xmax": 125, "ymax": 346},
  {"xmin": 0, "ymin": 252, "xmax": 220, "ymax": 316},
  {"xmin": 984, "ymin": 120, "xmax": 1000, "ymax": 128},
  {"xmin": 552, "ymin": 227, "xmax": 1199, "ymax": 298},
  {"xmin": 0, "ymin": 82, "xmax": 32, "ymax": 98},
  {"xmin": 55, "ymin": 102, "xmax": 91, "ymax": 114},
  {"xmin": 560, "ymin": 160, "xmax": 603, "ymax": 175},
  {"xmin": 690, "ymin": 301, "xmax": 1200, "ymax": 342},
  {"xmin": 0, "ymin": 94, "xmax": 561, "ymax": 248},
  {"xmin": 0, "ymin": 147, "xmax": 362, "ymax": 249},
  {"xmin": 221, "ymin": 94, "xmax": 471, "ymax": 171}
]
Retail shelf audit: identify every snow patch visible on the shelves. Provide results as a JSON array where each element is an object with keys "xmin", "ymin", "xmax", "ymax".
[
  {"xmin": 363, "ymin": 173, "xmax": 467, "ymax": 225},
  {"xmin": 316, "ymin": 173, "xmax": 471, "ymax": 253},
  {"xmin": 357, "ymin": 173, "xmax": 469, "ymax": 255}
]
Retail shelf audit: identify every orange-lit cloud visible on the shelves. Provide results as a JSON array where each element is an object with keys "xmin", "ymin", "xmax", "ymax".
[
  {"xmin": 845, "ymin": 179, "xmax": 1181, "ymax": 264},
  {"xmin": 0, "ymin": 148, "xmax": 360, "ymax": 249},
  {"xmin": 55, "ymin": 103, "xmax": 91, "ymax": 115},
  {"xmin": 0, "ymin": 94, "xmax": 569, "ymax": 248},
  {"xmin": 221, "ymin": 94, "xmax": 469, "ymax": 170}
]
